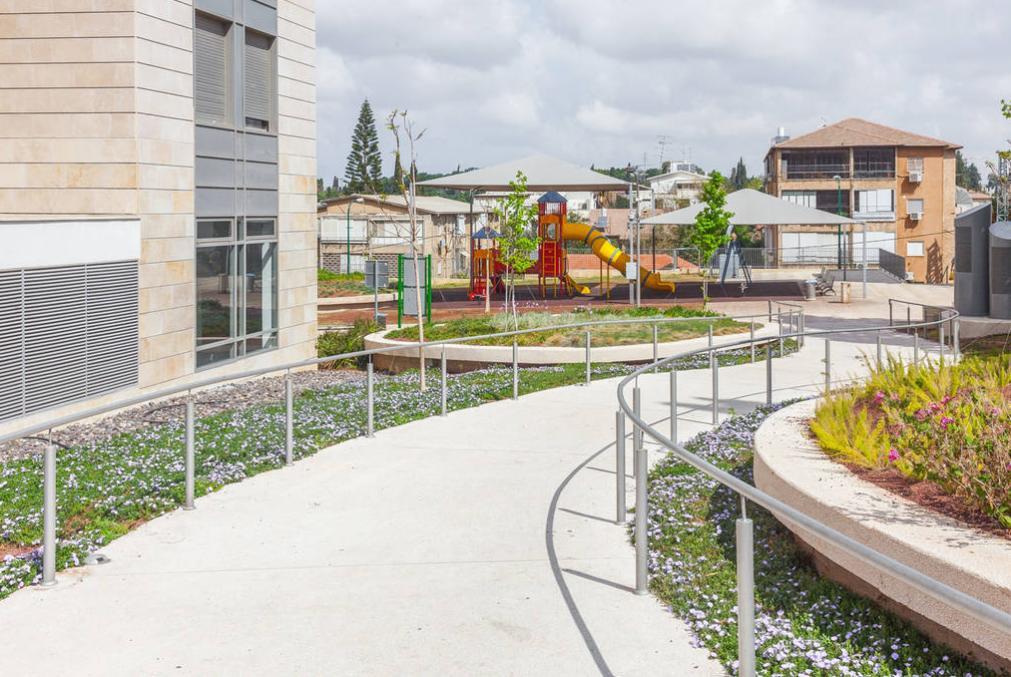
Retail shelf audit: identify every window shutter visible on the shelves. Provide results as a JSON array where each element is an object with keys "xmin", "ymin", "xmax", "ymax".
[
  {"xmin": 244, "ymin": 30, "xmax": 273, "ymax": 130},
  {"xmin": 0, "ymin": 270, "xmax": 24, "ymax": 421},
  {"xmin": 195, "ymin": 13, "xmax": 229, "ymax": 126},
  {"xmin": 85, "ymin": 261, "xmax": 139, "ymax": 394}
]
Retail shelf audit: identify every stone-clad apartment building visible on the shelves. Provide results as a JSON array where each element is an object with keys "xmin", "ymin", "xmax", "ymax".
[{"xmin": 0, "ymin": 1, "xmax": 317, "ymax": 430}]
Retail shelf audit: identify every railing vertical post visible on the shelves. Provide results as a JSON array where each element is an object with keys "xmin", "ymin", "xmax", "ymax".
[
  {"xmin": 41, "ymin": 443, "xmax": 57, "ymax": 587},
  {"xmin": 184, "ymin": 398, "xmax": 195, "ymax": 510},
  {"xmin": 749, "ymin": 320, "xmax": 756, "ymax": 363},
  {"xmin": 585, "ymin": 330, "xmax": 592, "ymax": 385},
  {"xmin": 939, "ymin": 321, "xmax": 946, "ymax": 366},
  {"xmin": 906, "ymin": 306, "xmax": 911, "ymax": 331},
  {"xmin": 913, "ymin": 330, "xmax": 920, "ymax": 365},
  {"xmin": 767, "ymin": 299, "xmax": 772, "ymax": 322},
  {"xmin": 707, "ymin": 323, "xmax": 713, "ymax": 348},
  {"xmin": 284, "ymin": 373, "xmax": 294, "ymax": 465},
  {"xmin": 711, "ymin": 349, "xmax": 719, "ymax": 425},
  {"xmin": 440, "ymin": 347, "xmax": 448, "ymax": 416},
  {"xmin": 778, "ymin": 309, "xmax": 784, "ymax": 356},
  {"xmin": 366, "ymin": 360, "xmax": 375, "ymax": 437},
  {"xmin": 512, "ymin": 338, "xmax": 519, "ymax": 400},
  {"xmin": 888, "ymin": 299, "xmax": 893, "ymax": 327},
  {"xmin": 876, "ymin": 331, "xmax": 883, "ymax": 369},
  {"xmin": 669, "ymin": 369, "xmax": 678, "ymax": 444},
  {"xmin": 799, "ymin": 309, "xmax": 805, "ymax": 348},
  {"xmin": 953, "ymin": 316, "xmax": 961, "ymax": 359},
  {"xmin": 632, "ymin": 386, "xmax": 647, "ymax": 595},
  {"xmin": 736, "ymin": 499, "xmax": 756, "ymax": 677},
  {"xmin": 651, "ymin": 323, "xmax": 658, "ymax": 372},
  {"xmin": 765, "ymin": 343, "xmax": 773, "ymax": 405},
  {"xmin": 824, "ymin": 338, "xmax": 831, "ymax": 393},
  {"xmin": 615, "ymin": 411, "xmax": 626, "ymax": 524}
]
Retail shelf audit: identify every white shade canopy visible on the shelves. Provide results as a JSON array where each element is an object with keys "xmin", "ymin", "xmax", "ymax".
[
  {"xmin": 642, "ymin": 188, "xmax": 856, "ymax": 226},
  {"xmin": 417, "ymin": 154, "xmax": 630, "ymax": 192}
]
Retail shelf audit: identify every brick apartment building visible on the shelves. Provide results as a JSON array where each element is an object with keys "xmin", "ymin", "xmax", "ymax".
[{"xmin": 764, "ymin": 118, "xmax": 959, "ymax": 282}]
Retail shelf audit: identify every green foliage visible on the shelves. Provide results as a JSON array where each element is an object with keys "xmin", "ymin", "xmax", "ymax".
[
  {"xmin": 494, "ymin": 171, "xmax": 540, "ymax": 276},
  {"xmin": 692, "ymin": 171, "xmax": 732, "ymax": 263},
  {"xmin": 955, "ymin": 150, "xmax": 983, "ymax": 191},
  {"xmin": 344, "ymin": 99, "xmax": 383, "ymax": 193},
  {"xmin": 727, "ymin": 156, "xmax": 749, "ymax": 190},
  {"xmin": 813, "ymin": 356, "xmax": 1011, "ymax": 528},
  {"xmin": 316, "ymin": 318, "xmax": 378, "ymax": 368},
  {"xmin": 317, "ymin": 268, "xmax": 364, "ymax": 282}
]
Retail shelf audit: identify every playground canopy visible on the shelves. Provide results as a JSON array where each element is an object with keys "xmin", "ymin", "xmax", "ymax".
[
  {"xmin": 417, "ymin": 154, "xmax": 630, "ymax": 192},
  {"xmin": 472, "ymin": 226, "xmax": 502, "ymax": 239},
  {"xmin": 642, "ymin": 188, "xmax": 855, "ymax": 226}
]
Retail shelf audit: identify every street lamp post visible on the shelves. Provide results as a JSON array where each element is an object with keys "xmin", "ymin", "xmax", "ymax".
[
  {"xmin": 833, "ymin": 175, "xmax": 845, "ymax": 281},
  {"xmin": 346, "ymin": 196, "xmax": 364, "ymax": 273}
]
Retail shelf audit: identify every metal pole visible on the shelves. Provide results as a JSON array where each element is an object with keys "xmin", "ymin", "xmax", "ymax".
[
  {"xmin": 862, "ymin": 219, "xmax": 868, "ymax": 300},
  {"xmin": 906, "ymin": 306, "xmax": 911, "ymax": 330},
  {"xmin": 778, "ymin": 309, "xmax": 784, "ymax": 356},
  {"xmin": 824, "ymin": 338, "xmax": 831, "ymax": 393},
  {"xmin": 633, "ymin": 386, "xmax": 647, "ymax": 595},
  {"xmin": 798, "ymin": 309, "xmax": 805, "ymax": 348},
  {"xmin": 711, "ymin": 349, "xmax": 719, "ymax": 425},
  {"xmin": 284, "ymin": 374, "xmax": 294, "ymax": 465},
  {"xmin": 749, "ymin": 320, "xmax": 756, "ymax": 363},
  {"xmin": 767, "ymin": 299, "xmax": 772, "ymax": 322},
  {"xmin": 913, "ymin": 330, "xmax": 920, "ymax": 365},
  {"xmin": 42, "ymin": 443, "xmax": 57, "ymax": 586},
  {"xmin": 632, "ymin": 386, "xmax": 643, "ymax": 468},
  {"xmin": 765, "ymin": 343, "xmax": 773, "ymax": 405},
  {"xmin": 670, "ymin": 369, "xmax": 678, "ymax": 443},
  {"xmin": 876, "ymin": 332, "xmax": 883, "ymax": 369},
  {"xmin": 939, "ymin": 322, "xmax": 946, "ymax": 366},
  {"xmin": 736, "ymin": 499, "xmax": 756, "ymax": 677},
  {"xmin": 512, "ymin": 338, "xmax": 519, "ymax": 400},
  {"xmin": 441, "ymin": 347, "xmax": 448, "ymax": 416},
  {"xmin": 615, "ymin": 411, "xmax": 626, "ymax": 524},
  {"xmin": 366, "ymin": 360, "xmax": 375, "ymax": 437},
  {"xmin": 953, "ymin": 317, "xmax": 961, "ymax": 359},
  {"xmin": 184, "ymin": 398, "xmax": 195, "ymax": 510},
  {"xmin": 708, "ymin": 323, "xmax": 713, "ymax": 348},
  {"xmin": 888, "ymin": 299, "xmax": 893, "ymax": 327},
  {"xmin": 652, "ymin": 323, "xmax": 658, "ymax": 372},
  {"xmin": 585, "ymin": 330, "xmax": 592, "ymax": 385}
]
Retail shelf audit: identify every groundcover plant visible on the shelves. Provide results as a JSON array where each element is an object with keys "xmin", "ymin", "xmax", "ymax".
[{"xmin": 644, "ymin": 405, "xmax": 993, "ymax": 676}]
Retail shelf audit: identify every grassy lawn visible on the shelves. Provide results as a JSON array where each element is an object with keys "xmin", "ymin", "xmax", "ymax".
[
  {"xmin": 318, "ymin": 269, "xmax": 390, "ymax": 297},
  {"xmin": 646, "ymin": 406, "xmax": 992, "ymax": 676},
  {"xmin": 385, "ymin": 306, "xmax": 750, "ymax": 347}
]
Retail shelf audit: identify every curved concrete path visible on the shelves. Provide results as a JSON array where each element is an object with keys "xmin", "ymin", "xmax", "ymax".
[{"xmin": 0, "ymin": 332, "xmax": 920, "ymax": 675}]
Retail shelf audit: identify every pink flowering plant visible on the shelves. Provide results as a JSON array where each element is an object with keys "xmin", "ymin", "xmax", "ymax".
[{"xmin": 812, "ymin": 356, "xmax": 1011, "ymax": 528}]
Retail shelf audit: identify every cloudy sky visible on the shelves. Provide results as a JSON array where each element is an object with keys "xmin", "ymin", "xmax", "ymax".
[{"xmin": 315, "ymin": 0, "xmax": 1010, "ymax": 183}]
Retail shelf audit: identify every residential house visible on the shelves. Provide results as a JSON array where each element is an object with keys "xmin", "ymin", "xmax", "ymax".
[
  {"xmin": 0, "ymin": 2, "xmax": 318, "ymax": 430},
  {"xmin": 764, "ymin": 118, "xmax": 959, "ymax": 282},
  {"xmin": 955, "ymin": 187, "xmax": 992, "ymax": 214},
  {"xmin": 648, "ymin": 162, "xmax": 707, "ymax": 210},
  {"xmin": 318, "ymin": 195, "xmax": 486, "ymax": 278}
]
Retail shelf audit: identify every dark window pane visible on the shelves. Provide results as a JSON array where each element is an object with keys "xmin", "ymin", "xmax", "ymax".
[
  {"xmin": 245, "ymin": 331, "xmax": 277, "ymax": 355},
  {"xmin": 245, "ymin": 219, "xmax": 275, "ymax": 238},
  {"xmin": 196, "ymin": 245, "xmax": 234, "ymax": 345},
  {"xmin": 244, "ymin": 242, "xmax": 277, "ymax": 335},
  {"xmin": 197, "ymin": 342, "xmax": 234, "ymax": 368},
  {"xmin": 197, "ymin": 219, "xmax": 232, "ymax": 239}
]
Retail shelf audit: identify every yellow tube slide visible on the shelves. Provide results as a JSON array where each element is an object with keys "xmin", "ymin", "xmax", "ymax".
[{"xmin": 561, "ymin": 222, "xmax": 675, "ymax": 294}]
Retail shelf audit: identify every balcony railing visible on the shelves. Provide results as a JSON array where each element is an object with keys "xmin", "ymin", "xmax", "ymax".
[
  {"xmin": 853, "ymin": 162, "xmax": 895, "ymax": 179},
  {"xmin": 783, "ymin": 165, "xmax": 850, "ymax": 180}
]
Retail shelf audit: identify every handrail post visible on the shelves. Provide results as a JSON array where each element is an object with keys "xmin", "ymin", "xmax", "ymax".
[
  {"xmin": 440, "ymin": 347, "xmax": 448, "ymax": 416},
  {"xmin": 585, "ymin": 330, "xmax": 592, "ymax": 385},
  {"xmin": 711, "ymin": 349, "xmax": 719, "ymax": 425},
  {"xmin": 913, "ymin": 330, "xmax": 920, "ymax": 365},
  {"xmin": 824, "ymin": 338, "xmax": 831, "ymax": 393},
  {"xmin": 777, "ymin": 309, "xmax": 784, "ymax": 356},
  {"xmin": 651, "ymin": 323, "xmax": 658, "ymax": 372},
  {"xmin": 953, "ymin": 316, "xmax": 961, "ymax": 359},
  {"xmin": 512, "ymin": 338, "xmax": 519, "ymax": 400},
  {"xmin": 736, "ymin": 498, "xmax": 756, "ymax": 677},
  {"xmin": 632, "ymin": 386, "xmax": 647, "ymax": 595},
  {"xmin": 615, "ymin": 411, "xmax": 626, "ymax": 524},
  {"xmin": 906, "ymin": 305, "xmax": 911, "ymax": 331},
  {"xmin": 939, "ymin": 321, "xmax": 946, "ymax": 366},
  {"xmin": 184, "ymin": 397, "xmax": 195, "ymax": 510},
  {"xmin": 799, "ymin": 309, "xmax": 805, "ymax": 348},
  {"xmin": 284, "ymin": 372, "xmax": 294, "ymax": 465},
  {"xmin": 707, "ymin": 323, "xmax": 713, "ymax": 348},
  {"xmin": 767, "ymin": 299, "xmax": 772, "ymax": 322},
  {"xmin": 366, "ymin": 359, "xmax": 375, "ymax": 437},
  {"xmin": 888, "ymin": 298, "xmax": 893, "ymax": 327},
  {"xmin": 876, "ymin": 331, "xmax": 883, "ymax": 369},
  {"xmin": 765, "ymin": 343, "xmax": 773, "ymax": 405},
  {"xmin": 749, "ymin": 320, "xmax": 756, "ymax": 363},
  {"xmin": 41, "ymin": 443, "xmax": 57, "ymax": 587},
  {"xmin": 669, "ymin": 369, "xmax": 678, "ymax": 443}
]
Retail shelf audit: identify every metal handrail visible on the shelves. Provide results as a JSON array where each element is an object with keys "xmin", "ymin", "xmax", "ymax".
[{"xmin": 616, "ymin": 310, "xmax": 1011, "ymax": 676}]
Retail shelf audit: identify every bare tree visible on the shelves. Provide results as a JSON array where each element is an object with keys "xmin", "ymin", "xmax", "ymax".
[{"xmin": 387, "ymin": 110, "xmax": 428, "ymax": 390}]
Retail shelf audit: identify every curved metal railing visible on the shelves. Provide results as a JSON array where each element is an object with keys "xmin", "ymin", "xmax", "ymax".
[
  {"xmin": 615, "ymin": 307, "xmax": 1011, "ymax": 676},
  {"xmin": 4, "ymin": 308, "xmax": 801, "ymax": 587}
]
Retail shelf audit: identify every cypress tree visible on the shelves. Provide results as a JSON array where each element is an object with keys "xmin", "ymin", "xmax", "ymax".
[{"xmin": 344, "ymin": 99, "xmax": 383, "ymax": 193}]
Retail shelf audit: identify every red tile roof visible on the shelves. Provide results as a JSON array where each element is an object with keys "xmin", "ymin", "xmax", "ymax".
[{"xmin": 773, "ymin": 118, "xmax": 960, "ymax": 150}]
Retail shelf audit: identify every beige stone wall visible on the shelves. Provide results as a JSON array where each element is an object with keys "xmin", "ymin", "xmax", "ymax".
[{"xmin": 0, "ymin": 1, "xmax": 318, "ymax": 436}]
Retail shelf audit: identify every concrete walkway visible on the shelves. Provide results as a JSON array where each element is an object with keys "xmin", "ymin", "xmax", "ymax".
[{"xmin": 0, "ymin": 332, "xmax": 923, "ymax": 676}]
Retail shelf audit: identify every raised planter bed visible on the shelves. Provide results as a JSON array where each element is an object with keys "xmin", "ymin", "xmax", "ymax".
[
  {"xmin": 364, "ymin": 323, "xmax": 778, "ymax": 373},
  {"xmin": 754, "ymin": 399, "xmax": 1011, "ymax": 671}
]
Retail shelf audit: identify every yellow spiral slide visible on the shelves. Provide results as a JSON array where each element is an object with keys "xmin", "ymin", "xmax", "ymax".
[{"xmin": 561, "ymin": 221, "xmax": 675, "ymax": 294}]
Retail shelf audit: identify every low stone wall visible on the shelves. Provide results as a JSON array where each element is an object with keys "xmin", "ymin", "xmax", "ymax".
[
  {"xmin": 754, "ymin": 399, "xmax": 1011, "ymax": 671},
  {"xmin": 364, "ymin": 323, "xmax": 777, "ymax": 374}
]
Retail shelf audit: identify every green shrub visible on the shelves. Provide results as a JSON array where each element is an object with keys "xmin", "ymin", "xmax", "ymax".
[
  {"xmin": 318, "ymin": 268, "xmax": 365, "ymax": 282},
  {"xmin": 317, "ymin": 318, "xmax": 378, "ymax": 368},
  {"xmin": 813, "ymin": 356, "xmax": 1011, "ymax": 528}
]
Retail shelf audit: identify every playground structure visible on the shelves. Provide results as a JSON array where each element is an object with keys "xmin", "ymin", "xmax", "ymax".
[{"xmin": 468, "ymin": 191, "xmax": 675, "ymax": 301}]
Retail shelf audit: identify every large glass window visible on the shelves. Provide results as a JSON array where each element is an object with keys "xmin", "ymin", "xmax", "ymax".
[{"xmin": 196, "ymin": 218, "xmax": 278, "ymax": 368}]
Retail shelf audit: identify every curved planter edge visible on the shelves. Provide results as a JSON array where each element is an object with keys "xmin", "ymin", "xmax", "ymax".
[{"xmin": 754, "ymin": 399, "xmax": 1011, "ymax": 671}]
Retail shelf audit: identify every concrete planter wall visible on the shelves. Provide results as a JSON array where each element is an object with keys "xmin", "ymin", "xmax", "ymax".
[
  {"xmin": 364, "ymin": 323, "xmax": 776, "ymax": 374},
  {"xmin": 754, "ymin": 399, "xmax": 1011, "ymax": 671}
]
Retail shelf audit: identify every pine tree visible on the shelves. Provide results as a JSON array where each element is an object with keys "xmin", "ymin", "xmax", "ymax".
[
  {"xmin": 344, "ymin": 99, "xmax": 383, "ymax": 193},
  {"xmin": 729, "ymin": 157, "xmax": 748, "ymax": 190}
]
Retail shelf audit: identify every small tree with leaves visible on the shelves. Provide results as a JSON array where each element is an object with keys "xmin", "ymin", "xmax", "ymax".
[
  {"xmin": 691, "ymin": 171, "xmax": 733, "ymax": 307},
  {"xmin": 494, "ymin": 172, "xmax": 539, "ymax": 328},
  {"xmin": 345, "ymin": 99, "xmax": 383, "ymax": 194}
]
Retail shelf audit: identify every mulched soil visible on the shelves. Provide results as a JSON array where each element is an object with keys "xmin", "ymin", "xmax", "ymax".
[
  {"xmin": 0, "ymin": 369, "xmax": 365, "ymax": 464},
  {"xmin": 845, "ymin": 464, "xmax": 1010, "ymax": 540}
]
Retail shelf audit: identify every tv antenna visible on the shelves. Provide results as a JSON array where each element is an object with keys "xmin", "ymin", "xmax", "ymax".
[{"xmin": 657, "ymin": 135, "xmax": 674, "ymax": 168}]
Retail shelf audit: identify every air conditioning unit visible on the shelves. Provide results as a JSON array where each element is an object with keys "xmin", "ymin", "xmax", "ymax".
[
  {"xmin": 909, "ymin": 170, "xmax": 923, "ymax": 183},
  {"xmin": 909, "ymin": 211, "xmax": 922, "ymax": 221}
]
